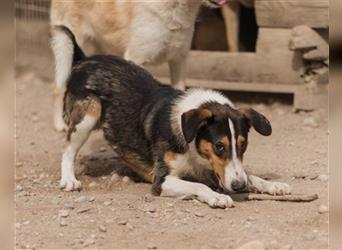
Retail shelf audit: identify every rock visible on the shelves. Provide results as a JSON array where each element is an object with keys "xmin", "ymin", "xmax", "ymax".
[
  {"xmin": 303, "ymin": 117, "xmax": 319, "ymax": 128},
  {"xmin": 64, "ymin": 203, "xmax": 74, "ymax": 210},
  {"xmin": 317, "ymin": 174, "xmax": 328, "ymax": 182},
  {"xmin": 126, "ymin": 222, "xmax": 134, "ymax": 230},
  {"xmin": 303, "ymin": 232, "xmax": 316, "ymax": 241},
  {"xmin": 239, "ymin": 240, "xmax": 265, "ymax": 249},
  {"xmin": 110, "ymin": 173, "xmax": 120, "ymax": 182},
  {"xmin": 74, "ymin": 196, "xmax": 87, "ymax": 203},
  {"xmin": 122, "ymin": 176, "xmax": 131, "ymax": 183},
  {"xmin": 83, "ymin": 238, "xmax": 95, "ymax": 247},
  {"xmin": 246, "ymin": 216, "xmax": 255, "ymax": 222},
  {"xmin": 59, "ymin": 209, "xmax": 70, "ymax": 218},
  {"xmin": 99, "ymin": 224, "xmax": 107, "ymax": 232},
  {"xmin": 16, "ymin": 162, "xmax": 23, "ymax": 168},
  {"xmin": 147, "ymin": 244, "xmax": 158, "ymax": 249},
  {"xmin": 16, "ymin": 185, "xmax": 23, "ymax": 192},
  {"xmin": 88, "ymin": 182, "xmax": 99, "ymax": 188},
  {"xmin": 144, "ymin": 193, "xmax": 154, "ymax": 203},
  {"xmin": 76, "ymin": 207, "xmax": 92, "ymax": 214},
  {"xmin": 59, "ymin": 219, "xmax": 67, "ymax": 227},
  {"xmin": 103, "ymin": 201, "xmax": 112, "ymax": 206},
  {"xmin": 194, "ymin": 212, "xmax": 204, "ymax": 218},
  {"xmin": 89, "ymin": 196, "xmax": 96, "ymax": 202},
  {"xmin": 318, "ymin": 205, "xmax": 328, "ymax": 214},
  {"xmin": 118, "ymin": 220, "xmax": 128, "ymax": 225},
  {"xmin": 144, "ymin": 207, "xmax": 157, "ymax": 213}
]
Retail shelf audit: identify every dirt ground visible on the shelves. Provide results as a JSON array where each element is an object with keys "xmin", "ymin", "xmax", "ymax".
[{"xmin": 15, "ymin": 50, "xmax": 328, "ymax": 249}]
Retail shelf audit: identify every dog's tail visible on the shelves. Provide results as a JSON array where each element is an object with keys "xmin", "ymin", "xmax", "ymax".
[{"xmin": 50, "ymin": 25, "xmax": 86, "ymax": 88}]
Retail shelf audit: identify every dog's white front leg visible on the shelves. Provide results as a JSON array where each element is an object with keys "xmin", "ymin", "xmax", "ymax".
[
  {"xmin": 168, "ymin": 57, "xmax": 187, "ymax": 90},
  {"xmin": 161, "ymin": 175, "xmax": 234, "ymax": 208},
  {"xmin": 248, "ymin": 175, "xmax": 292, "ymax": 195}
]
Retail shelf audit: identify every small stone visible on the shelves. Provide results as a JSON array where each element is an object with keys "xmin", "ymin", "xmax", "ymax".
[
  {"xmin": 99, "ymin": 224, "xmax": 107, "ymax": 232},
  {"xmin": 317, "ymin": 174, "xmax": 328, "ymax": 182},
  {"xmin": 110, "ymin": 173, "xmax": 120, "ymax": 182},
  {"xmin": 64, "ymin": 203, "xmax": 74, "ymax": 210},
  {"xmin": 15, "ymin": 222, "xmax": 21, "ymax": 229},
  {"xmin": 194, "ymin": 212, "xmax": 204, "ymax": 218},
  {"xmin": 74, "ymin": 196, "xmax": 87, "ymax": 203},
  {"xmin": 147, "ymin": 244, "xmax": 158, "ymax": 249},
  {"xmin": 59, "ymin": 219, "xmax": 67, "ymax": 227},
  {"xmin": 88, "ymin": 181, "xmax": 99, "ymax": 188},
  {"xmin": 118, "ymin": 220, "xmax": 128, "ymax": 225},
  {"xmin": 83, "ymin": 238, "xmax": 95, "ymax": 247},
  {"xmin": 318, "ymin": 205, "xmax": 328, "ymax": 214},
  {"xmin": 59, "ymin": 209, "xmax": 70, "ymax": 218},
  {"xmin": 77, "ymin": 207, "xmax": 92, "ymax": 214},
  {"xmin": 303, "ymin": 232, "xmax": 316, "ymax": 241},
  {"xmin": 303, "ymin": 117, "xmax": 319, "ymax": 128},
  {"xmin": 239, "ymin": 240, "xmax": 265, "ymax": 249},
  {"xmin": 145, "ymin": 207, "xmax": 157, "ymax": 213},
  {"xmin": 144, "ymin": 193, "xmax": 154, "ymax": 203},
  {"xmin": 16, "ymin": 162, "xmax": 23, "ymax": 168},
  {"xmin": 126, "ymin": 222, "xmax": 134, "ymax": 230},
  {"xmin": 89, "ymin": 196, "xmax": 95, "ymax": 202},
  {"xmin": 16, "ymin": 185, "xmax": 23, "ymax": 192},
  {"xmin": 103, "ymin": 201, "xmax": 112, "ymax": 206},
  {"xmin": 99, "ymin": 146, "xmax": 106, "ymax": 152},
  {"xmin": 246, "ymin": 216, "xmax": 255, "ymax": 222},
  {"xmin": 122, "ymin": 176, "xmax": 131, "ymax": 183}
]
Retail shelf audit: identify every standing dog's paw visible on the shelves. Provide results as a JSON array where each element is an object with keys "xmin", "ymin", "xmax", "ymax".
[
  {"xmin": 262, "ymin": 181, "xmax": 292, "ymax": 195},
  {"xmin": 207, "ymin": 193, "xmax": 234, "ymax": 208},
  {"xmin": 60, "ymin": 178, "xmax": 82, "ymax": 191}
]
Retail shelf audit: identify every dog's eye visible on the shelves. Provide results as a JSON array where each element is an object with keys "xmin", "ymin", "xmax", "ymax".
[
  {"xmin": 215, "ymin": 142, "xmax": 225, "ymax": 154},
  {"xmin": 240, "ymin": 141, "xmax": 247, "ymax": 151}
]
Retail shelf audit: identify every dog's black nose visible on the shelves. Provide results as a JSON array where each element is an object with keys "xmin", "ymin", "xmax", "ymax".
[{"xmin": 231, "ymin": 180, "xmax": 246, "ymax": 191}]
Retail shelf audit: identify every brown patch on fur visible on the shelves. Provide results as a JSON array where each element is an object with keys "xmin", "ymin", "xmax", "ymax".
[
  {"xmin": 222, "ymin": 136, "xmax": 229, "ymax": 149},
  {"xmin": 198, "ymin": 139, "xmax": 229, "ymax": 184},
  {"xmin": 116, "ymin": 148, "xmax": 154, "ymax": 183},
  {"xmin": 164, "ymin": 151, "xmax": 176, "ymax": 167}
]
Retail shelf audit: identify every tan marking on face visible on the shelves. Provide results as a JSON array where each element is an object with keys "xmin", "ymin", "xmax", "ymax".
[
  {"xmin": 198, "ymin": 139, "xmax": 230, "ymax": 184},
  {"xmin": 237, "ymin": 135, "xmax": 245, "ymax": 146},
  {"xmin": 222, "ymin": 136, "xmax": 229, "ymax": 150}
]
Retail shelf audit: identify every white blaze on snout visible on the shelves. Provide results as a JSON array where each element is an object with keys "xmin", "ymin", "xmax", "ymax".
[{"xmin": 224, "ymin": 119, "xmax": 248, "ymax": 191}]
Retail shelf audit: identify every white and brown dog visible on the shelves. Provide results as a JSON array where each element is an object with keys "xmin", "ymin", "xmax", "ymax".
[
  {"xmin": 50, "ymin": 0, "xmax": 229, "ymax": 131},
  {"xmin": 52, "ymin": 26, "xmax": 291, "ymax": 208}
]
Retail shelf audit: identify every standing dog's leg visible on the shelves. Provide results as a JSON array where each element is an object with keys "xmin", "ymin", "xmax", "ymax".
[
  {"xmin": 221, "ymin": 1, "xmax": 240, "ymax": 52},
  {"xmin": 169, "ymin": 57, "xmax": 187, "ymax": 90},
  {"xmin": 159, "ymin": 175, "xmax": 234, "ymax": 208},
  {"xmin": 247, "ymin": 175, "xmax": 292, "ymax": 195},
  {"xmin": 51, "ymin": 28, "xmax": 74, "ymax": 131},
  {"xmin": 60, "ymin": 97, "xmax": 101, "ymax": 191}
]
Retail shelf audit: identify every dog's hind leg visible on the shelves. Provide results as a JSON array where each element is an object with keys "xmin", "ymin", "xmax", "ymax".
[{"xmin": 60, "ymin": 97, "xmax": 101, "ymax": 191}]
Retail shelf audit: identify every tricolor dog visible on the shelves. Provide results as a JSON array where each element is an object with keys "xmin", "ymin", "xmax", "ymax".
[{"xmin": 52, "ymin": 26, "xmax": 291, "ymax": 208}]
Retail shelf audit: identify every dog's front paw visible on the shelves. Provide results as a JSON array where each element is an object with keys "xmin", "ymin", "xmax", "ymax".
[
  {"xmin": 54, "ymin": 117, "xmax": 68, "ymax": 132},
  {"xmin": 60, "ymin": 177, "xmax": 82, "ymax": 191},
  {"xmin": 206, "ymin": 193, "xmax": 234, "ymax": 208},
  {"xmin": 262, "ymin": 181, "xmax": 292, "ymax": 195}
]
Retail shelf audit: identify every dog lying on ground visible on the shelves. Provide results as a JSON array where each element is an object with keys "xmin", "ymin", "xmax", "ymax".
[
  {"xmin": 51, "ymin": 25, "xmax": 291, "ymax": 208},
  {"xmin": 50, "ymin": 0, "xmax": 229, "ymax": 131}
]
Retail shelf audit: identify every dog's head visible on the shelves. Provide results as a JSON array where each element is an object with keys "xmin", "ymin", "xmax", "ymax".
[
  {"xmin": 202, "ymin": 0, "xmax": 229, "ymax": 8},
  {"xmin": 181, "ymin": 102, "xmax": 271, "ymax": 192}
]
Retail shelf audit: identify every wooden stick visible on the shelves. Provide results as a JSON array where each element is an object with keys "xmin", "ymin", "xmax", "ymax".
[{"xmin": 246, "ymin": 193, "xmax": 319, "ymax": 202}]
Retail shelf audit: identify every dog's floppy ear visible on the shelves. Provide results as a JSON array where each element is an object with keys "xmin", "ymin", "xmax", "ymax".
[
  {"xmin": 181, "ymin": 108, "xmax": 212, "ymax": 143},
  {"xmin": 239, "ymin": 108, "xmax": 272, "ymax": 136}
]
